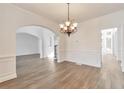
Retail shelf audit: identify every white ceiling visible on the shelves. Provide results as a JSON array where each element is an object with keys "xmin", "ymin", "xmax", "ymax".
[{"xmin": 13, "ymin": 3, "xmax": 124, "ymax": 23}]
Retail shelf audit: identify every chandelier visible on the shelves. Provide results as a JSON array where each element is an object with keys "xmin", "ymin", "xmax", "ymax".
[{"xmin": 59, "ymin": 3, "xmax": 78, "ymax": 37}]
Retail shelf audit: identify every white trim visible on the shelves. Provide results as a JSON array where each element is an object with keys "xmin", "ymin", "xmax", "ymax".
[
  {"xmin": 0, "ymin": 55, "xmax": 15, "ymax": 59},
  {"xmin": 121, "ymin": 66, "xmax": 124, "ymax": 72},
  {"xmin": 0, "ymin": 56, "xmax": 15, "ymax": 62},
  {"xmin": 0, "ymin": 73, "xmax": 17, "ymax": 83},
  {"xmin": 65, "ymin": 59, "xmax": 101, "ymax": 68},
  {"xmin": 57, "ymin": 59, "xmax": 65, "ymax": 63}
]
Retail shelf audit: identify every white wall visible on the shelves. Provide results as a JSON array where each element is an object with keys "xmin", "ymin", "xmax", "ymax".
[
  {"xmin": 65, "ymin": 18, "xmax": 101, "ymax": 67},
  {"xmin": 65, "ymin": 10, "xmax": 124, "ymax": 68},
  {"xmin": 58, "ymin": 34, "xmax": 66, "ymax": 62},
  {"xmin": 16, "ymin": 33, "xmax": 39, "ymax": 56},
  {"xmin": 0, "ymin": 4, "xmax": 62, "ymax": 83},
  {"xmin": 43, "ymin": 29, "xmax": 55, "ymax": 58}
]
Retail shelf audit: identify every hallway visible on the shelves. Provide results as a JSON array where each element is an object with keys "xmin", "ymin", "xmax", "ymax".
[{"xmin": 0, "ymin": 54, "xmax": 124, "ymax": 89}]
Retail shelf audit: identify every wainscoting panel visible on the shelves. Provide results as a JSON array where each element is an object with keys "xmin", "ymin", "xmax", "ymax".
[
  {"xmin": 0, "ymin": 56, "xmax": 17, "ymax": 83},
  {"xmin": 65, "ymin": 50, "xmax": 101, "ymax": 68}
]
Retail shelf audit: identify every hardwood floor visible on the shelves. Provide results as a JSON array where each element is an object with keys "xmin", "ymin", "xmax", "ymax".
[{"xmin": 0, "ymin": 54, "xmax": 124, "ymax": 89}]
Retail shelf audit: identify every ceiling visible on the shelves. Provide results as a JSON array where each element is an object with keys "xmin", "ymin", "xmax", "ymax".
[{"xmin": 13, "ymin": 3, "xmax": 124, "ymax": 23}]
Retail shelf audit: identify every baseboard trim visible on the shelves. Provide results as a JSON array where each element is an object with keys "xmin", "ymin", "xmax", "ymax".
[
  {"xmin": 63, "ymin": 60, "xmax": 101, "ymax": 68},
  {"xmin": 121, "ymin": 66, "xmax": 124, "ymax": 72},
  {"xmin": 57, "ymin": 58, "xmax": 65, "ymax": 63},
  {"xmin": 122, "ymin": 68, "xmax": 124, "ymax": 72},
  {"xmin": 16, "ymin": 53, "xmax": 40, "ymax": 57},
  {"xmin": 0, "ymin": 73, "xmax": 17, "ymax": 83}
]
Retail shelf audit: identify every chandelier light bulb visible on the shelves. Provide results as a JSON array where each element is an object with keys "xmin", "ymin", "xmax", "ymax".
[
  {"xmin": 64, "ymin": 26, "xmax": 67, "ymax": 30},
  {"xmin": 71, "ymin": 26, "xmax": 75, "ymax": 30},
  {"xmin": 59, "ymin": 24, "xmax": 64, "ymax": 28},
  {"xmin": 65, "ymin": 21, "xmax": 70, "ymax": 26},
  {"xmin": 73, "ymin": 23, "xmax": 78, "ymax": 27}
]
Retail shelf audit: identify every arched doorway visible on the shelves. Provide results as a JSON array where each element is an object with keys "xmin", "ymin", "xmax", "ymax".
[
  {"xmin": 16, "ymin": 25, "xmax": 59, "ymax": 60},
  {"xmin": 15, "ymin": 25, "xmax": 59, "ymax": 80}
]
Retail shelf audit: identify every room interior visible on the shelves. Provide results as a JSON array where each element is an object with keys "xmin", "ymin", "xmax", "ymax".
[{"xmin": 0, "ymin": 3, "xmax": 124, "ymax": 89}]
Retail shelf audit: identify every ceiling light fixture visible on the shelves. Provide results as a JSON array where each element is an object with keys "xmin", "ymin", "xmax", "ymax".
[{"xmin": 59, "ymin": 3, "xmax": 78, "ymax": 37}]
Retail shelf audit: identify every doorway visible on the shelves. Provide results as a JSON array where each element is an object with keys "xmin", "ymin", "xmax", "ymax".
[
  {"xmin": 16, "ymin": 25, "xmax": 58, "ymax": 60},
  {"xmin": 101, "ymin": 28, "xmax": 117, "ymax": 56},
  {"xmin": 16, "ymin": 25, "xmax": 59, "ymax": 81},
  {"xmin": 101, "ymin": 27, "xmax": 118, "ymax": 67}
]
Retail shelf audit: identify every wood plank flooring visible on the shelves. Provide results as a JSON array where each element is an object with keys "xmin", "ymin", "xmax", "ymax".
[{"xmin": 0, "ymin": 54, "xmax": 124, "ymax": 89}]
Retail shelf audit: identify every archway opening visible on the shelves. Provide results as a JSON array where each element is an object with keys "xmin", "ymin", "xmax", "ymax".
[
  {"xmin": 16, "ymin": 25, "xmax": 59, "ymax": 61},
  {"xmin": 16, "ymin": 25, "xmax": 59, "ymax": 79}
]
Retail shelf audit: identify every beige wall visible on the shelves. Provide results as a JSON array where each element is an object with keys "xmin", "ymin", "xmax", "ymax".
[{"xmin": 0, "ymin": 4, "xmax": 65, "ymax": 82}]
